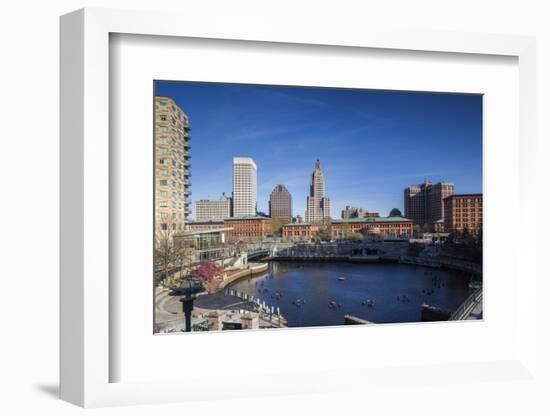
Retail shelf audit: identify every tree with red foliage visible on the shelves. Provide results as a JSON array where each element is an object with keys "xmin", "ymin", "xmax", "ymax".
[{"xmin": 192, "ymin": 261, "xmax": 223, "ymax": 283}]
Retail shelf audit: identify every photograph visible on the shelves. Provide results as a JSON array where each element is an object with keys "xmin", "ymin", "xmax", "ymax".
[{"xmin": 153, "ymin": 81, "xmax": 483, "ymax": 334}]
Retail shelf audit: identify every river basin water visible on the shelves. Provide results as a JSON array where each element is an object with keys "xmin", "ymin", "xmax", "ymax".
[{"xmin": 227, "ymin": 261, "xmax": 473, "ymax": 327}]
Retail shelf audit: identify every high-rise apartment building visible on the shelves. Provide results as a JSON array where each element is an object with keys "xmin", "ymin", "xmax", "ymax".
[
  {"xmin": 154, "ymin": 96, "xmax": 192, "ymax": 236},
  {"xmin": 195, "ymin": 192, "xmax": 232, "ymax": 222},
  {"xmin": 232, "ymin": 157, "xmax": 257, "ymax": 217},
  {"xmin": 305, "ymin": 160, "xmax": 331, "ymax": 223},
  {"xmin": 404, "ymin": 180, "xmax": 454, "ymax": 227},
  {"xmin": 443, "ymin": 194, "xmax": 483, "ymax": 235},
  {"xmin": 269, "ymin": 184, "xmax": 292, "ymax": 222}
]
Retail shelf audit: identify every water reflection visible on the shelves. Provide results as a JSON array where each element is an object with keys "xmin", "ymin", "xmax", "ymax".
[{"xmin": 228, "ymin": 261, "xmax": 471, "ymax": 327}]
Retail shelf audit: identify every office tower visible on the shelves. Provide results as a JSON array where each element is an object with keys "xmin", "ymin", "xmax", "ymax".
[
  {"xmin": 404, "ymin": 180, "xmax": 454, "ymax": 226},
  {"xmin": 232, "ymin": 157, "xmax": 257, "ymax": 217},
  {"xmin": 269, "ymin": 184, "xmax": 292, "ymax": 223},
  {"xmin": 305, "ymin": 159, "xmax": 331, "ymax": 223},
  {"xmin": 195, "ymin": 192, "xmax": 232, "ymax": 222}
]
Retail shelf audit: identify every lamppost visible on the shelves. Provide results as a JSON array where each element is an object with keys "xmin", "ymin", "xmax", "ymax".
[{"xmin": 171, "ymin": 283, "xmax": 205, "ymax": 332}]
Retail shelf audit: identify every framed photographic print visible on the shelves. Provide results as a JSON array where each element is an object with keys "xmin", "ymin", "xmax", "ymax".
[
  {"xmin": 60, "ymin": 7, "xmax": 537, "ymax": 408},
  {"xmin": 152, "ymin": 81, "xmax": 483, "ymax": 334}
]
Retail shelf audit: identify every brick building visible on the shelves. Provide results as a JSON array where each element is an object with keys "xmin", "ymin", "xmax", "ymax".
[
  {"xmin": 186, "ymin": 221, "xmax": 227, "ymax": 233},
  {"xmin": 282, "ymin": 223, "xmax": 321, "ymax": 241},
  {"xmin": 331, "ymin": 216, "xmax": 414, "ymax": 239},
  {"xmin": 223, "ymin": 216, "xmax": 273, "ymax": 242},
  {"xmin": 443, "ymin": 194, "xmax": 483, "ymax": 235}
]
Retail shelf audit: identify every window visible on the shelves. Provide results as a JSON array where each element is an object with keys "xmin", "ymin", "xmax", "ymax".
[
  {"xmin": 159, "ymin": 169, "xmax": 168, "ymax": 176},
  {"xmin": 159, "ymin": 201, "xmax": 168, "ymax": 208},
  {"xmin": 160, "ymin": 115, "xmax": 167, "ymax": 121},
  {"xmin": 160, "ymin": 191, "xmax": 168, "ymax": 198},
  {"xmin": 159, "ymin": 158, "xmax": 166, "ymax": 165},
  {"xmin": 159, "ymin": 180, "xmax": 168, "ymax": 186}
]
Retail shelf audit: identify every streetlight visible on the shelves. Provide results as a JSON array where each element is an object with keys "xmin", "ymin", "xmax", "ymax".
[{"xmin": 170, "ymin": 283, "xmax": 205, "ymax": 332}]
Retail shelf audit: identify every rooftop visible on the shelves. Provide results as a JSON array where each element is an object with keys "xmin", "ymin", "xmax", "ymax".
[
  {"xmin": 224, "ymin": 215, "xmax": 271, "ymax": 221},
  {"xmin": 180, "ymin": 227, "xmax": 234, "ymax": 236},
  {"xmin": 282, "ymin": 222, "xmax": 317, "ymax": 227},
  {"xmin": 232, "ymin": 157, "xmax": 257, "ymax": 169},
  {"xmin": 444, "ymin": 193, "xmax": 483, "ymax": 200},
  {"xmin": 332, "ymin": 216, "xmax": 413, "ymax": 224}
]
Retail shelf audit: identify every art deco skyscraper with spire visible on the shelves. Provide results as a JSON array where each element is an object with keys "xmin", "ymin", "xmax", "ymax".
[{"xmin": 305, "ymin": 159, "xmax": 331, "ymax": 223}]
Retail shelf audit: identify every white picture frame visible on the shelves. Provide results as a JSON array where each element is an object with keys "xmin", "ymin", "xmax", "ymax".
[{"xmin": 60, "ymin": 7, "xmax": 537, "ymax": 408}]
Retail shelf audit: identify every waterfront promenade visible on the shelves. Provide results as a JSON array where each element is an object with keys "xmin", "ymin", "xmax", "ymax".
[
  {"xmin": 271, "ymin": 241, "xmax": 482, "ymax": 276},
  {"xmin": 155, "ymin": 285, "xmax": 286, "ymax": 333}
]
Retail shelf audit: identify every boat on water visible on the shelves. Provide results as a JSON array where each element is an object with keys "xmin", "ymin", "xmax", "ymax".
[{"xmin": 337, "ymin": 276, "xmax": 346, "ymax": 281}]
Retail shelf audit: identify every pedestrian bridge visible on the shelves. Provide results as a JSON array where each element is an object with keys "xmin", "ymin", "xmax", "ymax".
[{"xmin": 246, "ymin": 250, "xmax": 269, "ymax": 260}]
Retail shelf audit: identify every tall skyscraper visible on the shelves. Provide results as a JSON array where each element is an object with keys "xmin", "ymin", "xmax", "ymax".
[
  {"xmin": 305, "ymin": 160, "xmax": 331, "ymax": 223},
  {"xmin": 154, "ymin": 96, "xmax": 191, "ymax": 236},
  {"xmin": 269, "ymin": 184, "xmax": 292, "ymax": 222},
  {"xmin": 232, "ymin": 157, "xmax": 257, "ymax": 217},
  {"xmin": 404, "ymin": 180, "xmax": 454, "ymax": 226},
  {"xmin": 195, "ymin": 192, "xmax": 232, "ymax": 222}
]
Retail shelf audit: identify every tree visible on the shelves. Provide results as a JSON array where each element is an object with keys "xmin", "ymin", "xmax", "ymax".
[
  {"xmin": 338, "ymin": 222, "xmax": 352, "ymax": 239},
  {"xmin": 319, "ymin": 219, "xmax": 333, "ymax": 242},
  {"xmin": 154, "ymin": 221, "xmax": 178, "ymax": 285},
  {"xmin": 154, "ymin": 218, "xmax": 194, "ymax": 286},
  {"xmin": 191, "ymin": 261, "xmax": 224, "ymax": 292},
  {"xmin": 270, "ymin": 218, "xmax": 285, "ymax": 237}
]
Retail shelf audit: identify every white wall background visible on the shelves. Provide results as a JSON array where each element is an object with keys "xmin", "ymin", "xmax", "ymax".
[{"xmin": 0, "ymin": 0, "xmax": 548, "ymax": 414}]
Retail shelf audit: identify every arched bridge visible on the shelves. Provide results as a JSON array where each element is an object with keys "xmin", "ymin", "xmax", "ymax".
[{"xmin": 246, "ymin": 250, "xmax": 269, "ymax": 261}]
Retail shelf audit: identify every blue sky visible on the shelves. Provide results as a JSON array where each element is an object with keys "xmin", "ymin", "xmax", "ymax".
[{"xmin": 155, "ymin": 81, "xmax": 482, "ymax": 219}]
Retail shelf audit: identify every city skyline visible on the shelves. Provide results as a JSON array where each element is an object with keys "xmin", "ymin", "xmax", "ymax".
[{"xmin": 154, "ymin": 82, "xmax": 483, "ymax": 219}]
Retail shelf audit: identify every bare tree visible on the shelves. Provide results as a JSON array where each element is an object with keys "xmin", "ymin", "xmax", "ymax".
[{"xmin": 154, "ymin": 218, "xmax": 194, "ymax": 286}]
